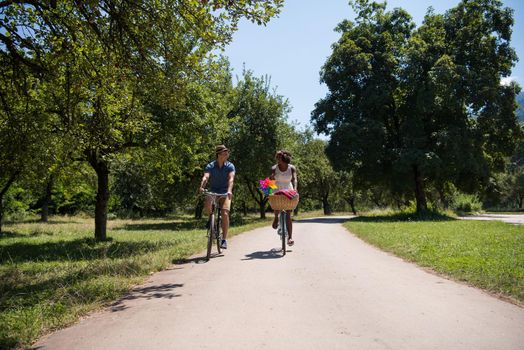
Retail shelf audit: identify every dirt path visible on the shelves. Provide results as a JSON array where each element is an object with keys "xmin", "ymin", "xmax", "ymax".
[{"xmin": 34, "ymin": 217, "xmax": 524, "ymax": 350}]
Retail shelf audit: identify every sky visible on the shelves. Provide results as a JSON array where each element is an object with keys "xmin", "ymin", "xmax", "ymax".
[{"xmin": 223, "ymin": 0, "xmax": 524, "ymax": 133}]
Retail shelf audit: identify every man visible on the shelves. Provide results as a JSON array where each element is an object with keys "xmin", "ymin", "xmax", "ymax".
[{"xmin": 199, "ymin": 144, "xmax": 235, "ymax": 249}]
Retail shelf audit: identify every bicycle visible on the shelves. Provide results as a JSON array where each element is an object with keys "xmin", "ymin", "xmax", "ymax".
[
  {"xmin": 277, "ymin": 209, "xmax": 288, "ymax": 255},
  {"xmin": 203, "ymin": 191, "xmax": 229, "ymax": 261},
  {"xmin": 268, "ymin": 194, "xmax": 299, "ymax": 256}
]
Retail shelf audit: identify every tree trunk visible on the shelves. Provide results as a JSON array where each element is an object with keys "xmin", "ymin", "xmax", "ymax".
[
  {"xmin": 95, "ymin": 163, "xmax": 109, "ymax": 241},
  {"xmin": 322, "ymin": 196, "xmax": 332, "ymax": 215},
  {"xmin": 242, "ymin": 201, "xmax": 247, "ymax": 216},
  {"xmin": 95, "ymin": 164, "xmax": 109, "ymax": 241},
  {"xmin": 243, "ymin": 176, "xmax": 267, "ymax": 218},
  {"xmin": 40, "ymin": 177, "xmax": 53, "ymax": 222},
  {"xmin": 413, "ymin": 165, "xmax": 427, "ymax": 213},
  {"xmin": 259, "ymin": 195, "xmax": 267, "ymax": 219},
  {"xmin": 371, "ymin": 197, "xmax": 381, "ymax": 207},
  {"xmin": 438, "ymin": 187, "xmax": 449, "ymax": 209},
  {"xmin": 0, "ymin": 171, "xmax": 21, "ymax": 235},
  {"xmin": 347, "ymin": 195, "xmax": 357, "ymax": 215},
  {"xmin": 87, "ymin": 150, "xmax": 110, "ymax": 241},
  {"xmin": 194, "ymin": 197, "xmax": 204, "ymax": 219},
  {"xmin": 0, "ymin": 197, "xmax": 3, "ymax": 235}
]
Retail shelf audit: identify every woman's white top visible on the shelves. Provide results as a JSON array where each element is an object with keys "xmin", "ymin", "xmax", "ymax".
[{"xmin": 275, "ymin": 165, "xmax": 294, "ymax": 190}]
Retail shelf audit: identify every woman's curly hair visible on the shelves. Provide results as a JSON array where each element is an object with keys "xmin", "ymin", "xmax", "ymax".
[{"xmin": 276, "ymin": 150, "xmax": 292, "ymax": 164}]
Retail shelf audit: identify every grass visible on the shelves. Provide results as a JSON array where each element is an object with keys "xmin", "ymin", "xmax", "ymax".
[
  {"xmin": 344, "ymin": 212, "xmax": 524, "ymax": 304},
  {"xmin": 0, "ymin": 214, "xmax": 272, "ymax": 350},
  {"xmin": 3, "ymin": 210, "xmax": 522, "ymax": 348}
]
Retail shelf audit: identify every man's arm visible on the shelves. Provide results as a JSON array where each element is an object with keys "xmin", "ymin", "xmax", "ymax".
[
  {"xmin": 227, "ymin": 171, "xmax": 235, "ymax": 199},
  {"xmin": 199, "ymin": 172, "xmax": 210, "ymax": 193}
]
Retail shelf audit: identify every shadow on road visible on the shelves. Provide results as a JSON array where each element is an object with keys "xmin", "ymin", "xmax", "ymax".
[
  {"xmin": 174, "ymin": 254, "xmax": 224, "ymax": 265},
  {"xmin": 351, "ymin": 212, "xmax": 455, "ymax": 222},
  {"xmin": 115, "ymin": 221, "xmax": 202, "ymax": 231},
  {"xmin": 110, "ymin": 283, "xmax": 183, "ymax": 312},
  {"xmin": 294, "ymin": 217, "xmax": 353, "ymax": 224},
  {"xmin": 242, "ymin": 249, "xmax": 284, "ymax": 260},
  {"xmin": 0, "ymin": 238, "xmax": 169, "ymax": 264}
]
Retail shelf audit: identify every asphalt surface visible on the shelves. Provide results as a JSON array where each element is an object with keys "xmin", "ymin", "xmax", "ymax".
[
  {"xmin": 33, "ymin": 216, "xmax": 524, "ymax": 350},
  {"xmin": 459, "ymin": 213, "xmax": 524, "ymax": 225}
]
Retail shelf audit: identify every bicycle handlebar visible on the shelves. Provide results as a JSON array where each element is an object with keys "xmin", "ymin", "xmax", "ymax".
[{"xmin": 202, "ymin": 190, "xmax": 229, "ymax": 198}]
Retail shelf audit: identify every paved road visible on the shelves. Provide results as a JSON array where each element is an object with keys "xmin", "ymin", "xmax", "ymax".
[
  {"xmin": 34, "ymin": 216, "xmax": 524, "ymax": 350},
  {"xmin": 459, "ymin": 213, "xmax": 524, "ymax": 225}
]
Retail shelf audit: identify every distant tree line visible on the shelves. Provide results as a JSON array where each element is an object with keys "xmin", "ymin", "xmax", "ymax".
[
  {"xmin": 0, "ymin": 0, "xmax": 288, "ymax": 238},
  {"xmin": 2, "ymin": 0, "xmax": 524, "ymax": 240},
  {"xmin": 0, "ymin": 0, "xmax": 356, "ymax": 239}
]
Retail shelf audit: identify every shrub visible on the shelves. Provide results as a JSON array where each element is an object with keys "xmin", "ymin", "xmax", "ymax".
[
  {"xmin": 450, "ymin": 192, "xmax": 482, "ymax": 213},
  {"xmin": 3, "ymin": 186, "xmax": 36, "ymax": 221},
  {"xmin": 229, "ymin": 210, "xmax": 245, "ymax": 226}
]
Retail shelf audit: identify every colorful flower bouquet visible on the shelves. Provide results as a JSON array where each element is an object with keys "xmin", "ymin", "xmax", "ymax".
[{"xmin": 258, "ymin": 177, "xmax": 277, "ymax": 196}]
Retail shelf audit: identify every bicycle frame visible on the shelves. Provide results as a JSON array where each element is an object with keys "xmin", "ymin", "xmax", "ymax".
[
  {"xmin": 203, "ymin": 191, "xmax": 228, "ymax": 261},
  {"xmin": 277, "ymin": 209, "xmax": 288, "ymax": 255}
]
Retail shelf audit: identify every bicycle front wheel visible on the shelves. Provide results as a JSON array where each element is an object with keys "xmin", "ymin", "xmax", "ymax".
[
  {"xmin": 206, "ymin": 214, "xmax": 214, "ymax": 261},
  {"xmin": 280, "ymin": 211, "xmax": 286, "ymax": 255}
]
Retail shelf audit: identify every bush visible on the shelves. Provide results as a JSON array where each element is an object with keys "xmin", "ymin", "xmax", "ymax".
[
  {"xmin": 54, "ymin": 186, "xmax": 96, "ymax": 215},
  {"xmin": 450, "ymin": 192, "xmax": 482, "ymax": 213},
  {"xmin": 3, "ymin": 186, "xmax": 36, "ymax": 221},
  {"xmin": 229, "ymin": 210, "xmax": 245, "ymax": 226}
]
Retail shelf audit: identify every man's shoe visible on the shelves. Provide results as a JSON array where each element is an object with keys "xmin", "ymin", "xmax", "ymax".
[{"xmin": 220, "ymin": 239, "xmax": 228, "ymax": 249}]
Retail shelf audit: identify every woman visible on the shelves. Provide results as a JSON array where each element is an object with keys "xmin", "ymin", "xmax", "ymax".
[{"xmin": 270, "ymin": 150, "xmax": 298, "ymax": 246}]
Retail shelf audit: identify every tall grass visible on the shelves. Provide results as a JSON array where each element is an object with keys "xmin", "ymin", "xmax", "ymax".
[{"xmin": 0, "ymin": 215, "xmax": 271, "ymax": 349}]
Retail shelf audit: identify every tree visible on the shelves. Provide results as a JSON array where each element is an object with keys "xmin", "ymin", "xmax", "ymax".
[
  {"xmin": 338, "ymin": 171, "xmax": 359, "ymax": 215},
  {"xmin": 296, "ymin": 139, "xmax": 338, "ymax": 215},
  {"xmin": 312, "ymin": 0, "xmax": 521, "ymax": 213},
  {"xmin": 507, "ymin": 139, "xmax": 524, "ymax": 208},
  {"xmin": 0, "ymin": 63, "xmax": 54, "ymax": 234},
  {"xmin": 227, "ymin": 70, "xmax": 290, "ymax": 218},
  {"xmin": 1, "ymin": 1, "xmax": 283, "ymax": 239}
]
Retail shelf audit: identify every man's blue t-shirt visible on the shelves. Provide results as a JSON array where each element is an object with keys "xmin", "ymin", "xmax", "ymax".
[{"xmin": 205, "ymin": 160, "xmax": 235, "ymax": 193}]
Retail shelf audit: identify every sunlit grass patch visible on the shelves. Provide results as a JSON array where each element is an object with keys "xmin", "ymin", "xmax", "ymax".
[{"xmin": 345, "ymin": 216, "xmax": 524, "ymax": 304}]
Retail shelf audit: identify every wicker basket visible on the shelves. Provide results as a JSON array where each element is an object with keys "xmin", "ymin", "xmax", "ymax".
[{"xmin": 268, "ymin": 194, "xmax": 299, "ymax": 211}]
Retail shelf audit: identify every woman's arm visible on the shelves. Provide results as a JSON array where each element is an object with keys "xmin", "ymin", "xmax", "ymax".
[
  {"xmin": 269, "ymin": 164, "xmax": 276, "ymax": 180},
  {"xmin": 291, "ymin": 165, "xmax": 298, "ymax": 191}
]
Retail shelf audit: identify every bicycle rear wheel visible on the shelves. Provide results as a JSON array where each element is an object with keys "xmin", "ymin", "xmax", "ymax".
[
  {"xmin": 206, "ymin": 214, "xmax": 214, "ymax": 261},
  {"xmin": 280, "ymin": 211, "xmax": 286, "ymax": 255}
]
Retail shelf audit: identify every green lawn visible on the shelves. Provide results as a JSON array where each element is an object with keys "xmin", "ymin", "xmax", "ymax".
[
  {"xmin": 0, "ymin": 214, "xmax": 272, "ymax": 349},
  {"xmin": 345, "ymin": 215, "xmax": 524, "ymax": 304}
]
